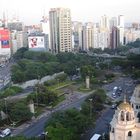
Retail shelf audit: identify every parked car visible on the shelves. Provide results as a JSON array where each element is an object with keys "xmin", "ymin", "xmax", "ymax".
[
  {"xmin": 111, "ymin": 104, "xmax": 117, "ymax": 109},
  {"xmin": 0, "ymin": 128, "xmax": 11, "ymax": 138}
]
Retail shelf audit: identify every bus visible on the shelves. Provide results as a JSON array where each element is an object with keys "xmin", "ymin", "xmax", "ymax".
[{"xmin": 90, "ymin": 134, "xmax": 101, "ymax": 140}]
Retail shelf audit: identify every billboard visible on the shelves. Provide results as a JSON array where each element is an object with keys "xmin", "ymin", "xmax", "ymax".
[
  {"xmin": 0, "ymin": 29, "xmax": 10, "ymax": 48},
  {"xmin": 28, "ymin": 36, "xmax": 45, "ymax": 48}
]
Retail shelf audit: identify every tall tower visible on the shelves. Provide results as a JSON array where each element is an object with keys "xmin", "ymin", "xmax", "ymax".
[
  {"xmin": 82, "ymin": 22, "xmax": 94, "ymax": 51},
  {"xmin": 111, "ymin": 26, "xmax": 120, "ymax": 49},
  {"xmin": 100, "ymin": 15, "xmax": 109, "ymax": 31},
  {"xmin": 110, "ymin": 99, "xmax": 136, "ymax": 140},
  {"xmin": 49, "ymin": 8, "xmax": 72, "ymax": 53},
  {"xmin": 118, "ymin": 15, "xmax": 124, "ymax": 28},
  {"xmin": 118, "ymin": 15, "xmax": 124, "ymax": 45}
]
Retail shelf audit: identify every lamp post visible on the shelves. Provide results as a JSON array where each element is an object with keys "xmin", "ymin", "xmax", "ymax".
[{"xmin": 89, "ymin": 98, "xmax": 93, "ymax": 119}]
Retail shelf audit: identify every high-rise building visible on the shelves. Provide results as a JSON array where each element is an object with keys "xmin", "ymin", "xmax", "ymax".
[
  {"xmin": 82, "ymin": 22, "xmax": 94, "ymax": 51},
  {"xmin": 72, "ymin": 21, "xmax": 83, "ymax": 50},
  {"xmin": 93, "ymin": 23, "xmax": 99, "ymax": 49},
  {"xmin": 110, "ymin": 17, "xmax": 117, "ymax": 30},
  {"xmin": 49, "ymin": 8, "xmax": 72, "ymax": 53},
  {"xmin": 100, "ymin": 15, "xmax": 109, "ymax": 31},
  {"xmin": 118, "ymin": 15, "xmax": 125, "ymax": 45},
  {"xmin": 118, "ymin": 15, "xmax": 124, "ymax": 28},
  {"xmin": 110, "ymin": 27, "xmax": 120, "ymax": 49},
  {"xmin": 11, "ymin": 31, "xmax": 28, "ymax": 54}
]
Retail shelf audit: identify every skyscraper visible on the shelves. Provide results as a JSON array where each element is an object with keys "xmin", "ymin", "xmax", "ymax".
[
  {"xmin": 82, "ymin": 22, "xmax": 94, "ymax": 51},
  {"xmin": 49, "ymin": 8, "xmax": 72, "ymax": 53},
  {"xmin": 118, "ymin": 15, "xmax": 125, "ymax": 45},
  {"xmin": 110, "ymin": 26, "xmax": 120, "ymax": 49},
  {"xmin": 100, "ymin": 15, "xmax": 109, "ymax": 31},
  {"xmin": 118, "ymin": 15, "xmax": 124, "ymax": 28}
]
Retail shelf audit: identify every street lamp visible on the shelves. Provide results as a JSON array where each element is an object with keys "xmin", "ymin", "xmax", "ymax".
[{"xmin": 89, "ymin": 98, "xmax": 93, "ymax": 119}]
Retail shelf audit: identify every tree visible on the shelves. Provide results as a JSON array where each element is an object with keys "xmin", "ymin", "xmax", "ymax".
[
  {"xmin": 9, "ymin": 101, "xmax": 32, "ymax": 122},
  {"xmin": 56, "ymin": 52, "xmax": 76, "ymax": 63},
  {"xmin": 80, "ymin": 65, "xmax": 95, "ymax": 79},
  {"xmin": 47, "ymin": 123, "xmax": 74, "ymax": 140},
  {"xmin": 13, "ymin": 47, "xmax": 28, "ymax": 60},
  {"xmin": 45, "ymin": 109, "xmax": 90, "ymax": 140},
  {"xmin": 27, "ymin": 85, "xmax": 57, "ymax": 105}
]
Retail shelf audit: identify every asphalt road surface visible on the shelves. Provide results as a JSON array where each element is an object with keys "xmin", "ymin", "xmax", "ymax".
[
  {"xmin": 13, "ymin": 93, "xmax": 89, "ymax": 138},
  {"xmin": 81, "ymin": 108, "xmax": 114, "ymax": 140}
]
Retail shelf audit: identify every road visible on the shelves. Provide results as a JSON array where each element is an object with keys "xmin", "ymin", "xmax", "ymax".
[
  {"xmin": 81, "ymin": 74, "xmax": 136, "ymax": 140},
  {"xmin": 81, "ymin": 107, "xmax": 114, "ymax": 140},
  {"xmin": 102, "ymin": 76, "xmax": 135, "ymax": 102},
  {"xmin": 12, "ymin": 92, "xmax": 91, "ymax": 138}
]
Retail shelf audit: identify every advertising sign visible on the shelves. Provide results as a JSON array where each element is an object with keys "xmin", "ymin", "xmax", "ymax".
[
  {"xmin": 28, "ymin": 36, "xmax": 45, "ymax": 48},
  {"xmin": 0, "ymin": 29, "xmax": 10, "ymax": 48}
]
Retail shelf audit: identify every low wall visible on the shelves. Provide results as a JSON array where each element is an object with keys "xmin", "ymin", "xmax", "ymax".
[{"xmin": 13, "ymin": 71, "xmax": 64, "ymax": 89}]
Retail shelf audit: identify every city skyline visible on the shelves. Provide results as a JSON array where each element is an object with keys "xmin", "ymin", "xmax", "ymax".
[{"xmin": 0, "ymin": 0, "xmax": 140, "ymax": 25}]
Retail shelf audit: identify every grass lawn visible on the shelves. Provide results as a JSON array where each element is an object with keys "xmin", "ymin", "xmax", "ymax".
[
  {"xmin": 78, "ymin": 84, "xmax": 92, "ymax": 92},
  {"xmin": 48, "ymin": 81, "xmax": 75, "ymax": 90},
  {"xmin": 34, "ymin": 106, "xmax": 45, "ymax": 117},
  {"xmin": 52, "ymin": 95, "xmax": 65, "ymax": 107}
]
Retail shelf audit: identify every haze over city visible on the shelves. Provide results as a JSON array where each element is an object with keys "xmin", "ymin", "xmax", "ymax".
[{"xmin": 0, "ymin": 0, "xmax": 140, "ymax": 24}]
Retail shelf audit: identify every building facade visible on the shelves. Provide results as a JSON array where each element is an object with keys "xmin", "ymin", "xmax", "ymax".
[
  {"xmin": 49, "ymin": 8, "xmax": 72, "ymax": 53},
  {"xmin": 82, "ymin": 22, "xmax": 94, "ymax": 51},
  {"xmin": 110, "ymin": 85, "xmax": 140, "ymax": 140}
]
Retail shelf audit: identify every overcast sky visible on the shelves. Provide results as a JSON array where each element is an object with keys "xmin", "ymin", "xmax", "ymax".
[{"xmin": 1, "ymin": 0, "xmax": 140, "ymax": 25}]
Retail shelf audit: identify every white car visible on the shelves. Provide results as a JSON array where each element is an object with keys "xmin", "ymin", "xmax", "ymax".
[{"xmin": 0, "ymin": 128, "xmax": 11, "ymax": 138}]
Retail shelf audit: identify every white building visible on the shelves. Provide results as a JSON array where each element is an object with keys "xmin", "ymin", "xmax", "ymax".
[
  {"xmin": 110, "ymin": 85, "xmax": 140, "ymax": 140},
  {"xmin": 124, "ymin": 29, "xmax": 140, "ymax": 44},
  {"xmin": 82, "ymin": 22, "xmax": 94, "ymax": 51},
  {"xmin": 100, "ymin": 15, "xmax": 110, "ymax": 31},
  {"xmin": 110, "ymin": 17, "xmax": 118, "ymax": 30},
  {"xmin": 93, "ymin": 24, "xmax": 99, "ymax": 49},
  {"xmin": 118, "ymin": 15, "xmax": 125, "ymax": 45},
  {"xmin": 49, "ymin": 8, "xmax": 72, "ymax": 53},
  {"xmin": 98, "ymin": 30, "xmax": 110, "ymax": 50},
  {"xmin": 11, "ymin": 31, "xmax": 28, "ymax": 54}
]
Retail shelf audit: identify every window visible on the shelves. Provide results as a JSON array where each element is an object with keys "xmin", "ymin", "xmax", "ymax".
[
  {"xmin": 128, "ymin": 131, "xmax": 132, "ymax": 137},
  {"xmin": 126, "ymin": 112, "xmax": 130, "ymax": 121},
  {"xmin": 121, "ymin": 111, "xmax": 124, "ymax": 121},
  {"xmin": 112, "ymin": 128, "xmax": 114, "ymax": 133}
]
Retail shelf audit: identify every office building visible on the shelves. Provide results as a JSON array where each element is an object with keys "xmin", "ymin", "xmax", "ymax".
[
  {"xmin": 110, "ymin": 27, "xmax": 120, "ymax": 49},
  {"xmin": 49, "ymin": 8, "xmax": 72, "ymax": 53},
  {"xmin": 82, "ymin": 22, "xmax": 94, "ymax": 51},
  {"xmin": 118, "ymin": 15, "xmax": 125, "ymax": 45}
]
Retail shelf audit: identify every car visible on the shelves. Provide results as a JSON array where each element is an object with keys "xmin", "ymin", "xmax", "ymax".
[
  {"xmin": 111, "ymin": 104, "xmax": 117, "ymax": 109},
  {"xmin": 118, "ymin": 87, "xmax": 122, "ymax": 91},
  {"xmin": 112, "ymin": 92, "xmax": 116, "ymax": 98},
  {"xmin": 0, "ymin": 128, "xmax": 11, "ymax": 138}
]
